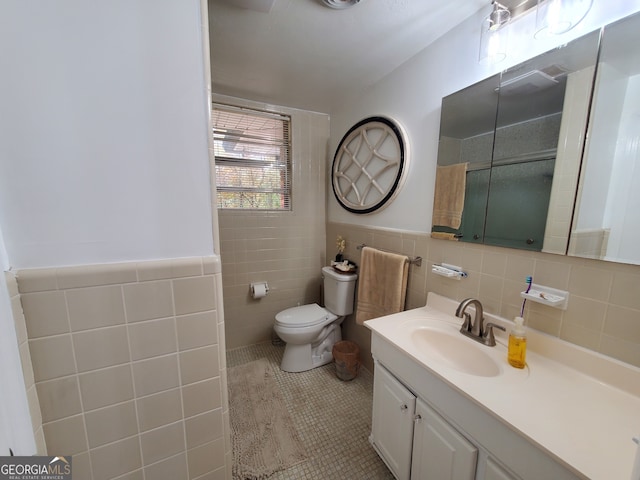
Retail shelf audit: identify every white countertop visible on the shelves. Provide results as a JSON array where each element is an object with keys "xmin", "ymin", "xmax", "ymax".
[{"xmin": 365, "ymin": 293, "xmax": 640, "ymax": 480}]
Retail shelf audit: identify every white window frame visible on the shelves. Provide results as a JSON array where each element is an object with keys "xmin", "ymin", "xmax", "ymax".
[{"xmin": 212, "ymin": 104, "xmax": 292, "ymax": 211}]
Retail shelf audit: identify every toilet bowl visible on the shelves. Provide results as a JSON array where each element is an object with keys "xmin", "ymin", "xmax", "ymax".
[
  {"xmin": 274, "ymin": 266, "xmax": 357, "ymax": 373},
  {"xmin": 274, "ymin": 304, "xmax": 342, "ymax": 372}
]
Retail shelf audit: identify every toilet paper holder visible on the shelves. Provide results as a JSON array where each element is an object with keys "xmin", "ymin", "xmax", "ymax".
[{"xmin": 250, "ymin": 281, "xmax": 269, "ymax": 299}]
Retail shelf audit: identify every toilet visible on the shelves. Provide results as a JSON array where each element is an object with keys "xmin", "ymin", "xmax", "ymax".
[{"xmin": 274, "ymin": 266, "xmax": 357, "ymax": 372}]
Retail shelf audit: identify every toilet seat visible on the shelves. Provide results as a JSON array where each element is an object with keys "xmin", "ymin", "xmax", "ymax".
[{"xmin": 275, "ymin": 303, "xmax": 337, "ymax": 328}]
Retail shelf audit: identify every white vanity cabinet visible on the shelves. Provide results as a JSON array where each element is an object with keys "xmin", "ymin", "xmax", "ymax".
[
  {"xmin": 369, "ymin": 332, "xmax": 581, "ymax": 480},
  {"xmin": 372, "ymin": 362, "xmax": 493, "ymax": 480},
  {"xmin": 366, "ymin": 295, "xmax": 640, "ymax": 479},
  {"xmin": 371, "ymin": 362, "xmax": 416, "ymax": 480},
  {"xmin": 411, "ymin": 398, "xmax": 477, "ymax": 480},
  {"xmin": 480, "ymin": 458, "xmax": 519, "ymax": 480}
]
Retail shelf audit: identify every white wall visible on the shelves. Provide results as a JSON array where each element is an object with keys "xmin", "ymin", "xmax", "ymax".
[
  {"xmin": 0, "ymin": 0, "xmax": 215, "ymax": 457},
  {"xmin": 576, "ymin": 63, "xmax": 628, "ymax": 232},
  {"xmin": 0, "ymin": 226, "xmax": 34, "ymax": 455},
  {"xmin": 0, "ymin": 0, "xmax": 215, "ymax": 269},
  {"xmin": 328, "ymin": 0, "xmax": 640, "ymax": 231},
  {"xmin": 605, "ymin": 75, "xmax": 640, "ymax": 262},
  {"xmin": 0, "ymin": 276, "xmax": 34, "ymax": 456}
]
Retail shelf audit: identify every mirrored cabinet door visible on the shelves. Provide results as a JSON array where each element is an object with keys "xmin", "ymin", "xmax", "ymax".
[
  {"xmin": 484, "ymin": 30, "xmax": 599, "ymax": 252},
  {"xmin": 432, "ymin": 75, "xmax": 500, "ymax": 244},
  {"xmin": 484, "ymin": 63, "xmax": 566, "ymax": 250},
  {"xmin": 433, "ymin": 29, "xmax": 600, "ymax": 255},
  {"xmin": 570, "ymin": 12, "xmax": 640, "ymax": 265}
]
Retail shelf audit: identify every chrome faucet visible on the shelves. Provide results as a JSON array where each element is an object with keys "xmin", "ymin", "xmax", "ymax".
[{"xmin": 455, "ymin": 298, "xmax": 505, "ymax": 346}]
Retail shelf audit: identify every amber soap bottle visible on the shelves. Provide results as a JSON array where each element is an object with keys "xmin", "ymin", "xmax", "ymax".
[{"xmin": 508, "ymin": 316, "xmax": 527, "ymax": 369}]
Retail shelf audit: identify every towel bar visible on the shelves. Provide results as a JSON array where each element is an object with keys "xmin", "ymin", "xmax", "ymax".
[{"xmin": 356, "ymin": 243, "xmax": 422, "ymax": 267}]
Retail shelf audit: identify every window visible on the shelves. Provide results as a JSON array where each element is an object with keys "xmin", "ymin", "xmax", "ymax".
[{"xmin": 212, "ymin": 104, "xmax": 292, "ymax": 210}]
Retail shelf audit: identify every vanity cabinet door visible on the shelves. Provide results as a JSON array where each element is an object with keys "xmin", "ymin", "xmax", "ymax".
[
  {"xmin": 411, "ymin": 398, "xmax": 478, "ymax": 480},
  {"xmin": 479, "ymin": 457, "xmax": 519, "ymax": 480},
  {"xmin": 372, "ymin": 362, "xmax": 416, "ymax": 480}
]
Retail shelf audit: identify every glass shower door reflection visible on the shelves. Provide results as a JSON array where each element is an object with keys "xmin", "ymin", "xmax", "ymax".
[
  {"xmin": 484, "ymin": 159, "xmax": 555, "ymax": 251},
  {"xmin": 460, "ymin": 169, "xmax": 490, "ymax": 243}
]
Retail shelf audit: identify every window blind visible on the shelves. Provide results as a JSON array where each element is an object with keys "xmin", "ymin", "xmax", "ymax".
[{"xmin": 212, "ymin": 104, "xmax": 292, "ymax": 210}]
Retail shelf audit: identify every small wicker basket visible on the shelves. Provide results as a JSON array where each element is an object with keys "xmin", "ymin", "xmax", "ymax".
[{"xmin": 332, "ymin": 341, "xmax": 360, "ymax": 381}]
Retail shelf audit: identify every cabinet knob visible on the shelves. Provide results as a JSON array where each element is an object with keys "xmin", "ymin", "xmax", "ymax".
[
  {"xmin": 414, "ymin": 414, "xmax": 422, "ymax": 422},
  {"xmin": 400, "ymin": 404, "xmax": 408, "ymax": 412}
]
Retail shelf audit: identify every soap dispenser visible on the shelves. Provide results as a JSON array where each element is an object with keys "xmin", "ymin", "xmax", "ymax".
[{"xmin": 508, "ymin": 316, "xmax": 527, "ymax": 369}]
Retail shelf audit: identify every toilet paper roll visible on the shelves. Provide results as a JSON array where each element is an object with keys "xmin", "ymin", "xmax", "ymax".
[{"xmin": 251, "ymin": 282, "xmax": 269, "ymax": 299}]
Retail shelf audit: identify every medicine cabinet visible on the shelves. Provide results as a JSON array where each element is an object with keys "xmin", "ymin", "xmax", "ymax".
[
  {"xmin": 432, "ymin": 30, "xmax": 600, "ymax": 253},
  {"xmin": 433, "ymin": 11, "xmax": 640, "ymax": 265}
]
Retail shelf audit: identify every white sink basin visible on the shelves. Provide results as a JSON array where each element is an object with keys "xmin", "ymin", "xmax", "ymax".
[{"xmin": 411, "ymin": 325, "xmax": 502, "ymax": 377}]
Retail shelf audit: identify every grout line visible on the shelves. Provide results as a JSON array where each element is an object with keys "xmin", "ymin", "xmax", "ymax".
[
  {"xmin": 121, "ymin": 284, "xmax": 145, "ymax": 480},
  {"xmin": 63, "ymin": 288, "xmax": 95, "ymax": 480},
  {"xmin": 226, "ymin": 342, "xmax": 391, "ymax": 480},
  {"xmin": 170, "ymin": 276, "xmax": 190, "ymax": 479}
]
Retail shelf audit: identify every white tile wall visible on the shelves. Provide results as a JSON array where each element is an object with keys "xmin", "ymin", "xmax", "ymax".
[
  {"xmin": 327, "ymin": 222, "xmax": 640, "ymax": 371},
  {"xmin": 11, "ymin": 257, "xmax": 231, "ymax": 480},
  {"xmin": 214, "ymin": 95, "xmax": 330, "ymax": 349}
]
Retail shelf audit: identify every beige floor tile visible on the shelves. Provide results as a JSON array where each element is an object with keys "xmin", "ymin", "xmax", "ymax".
[{"xmin": 226, "ymin": 342, "xmax": 394, "ymax": 480}]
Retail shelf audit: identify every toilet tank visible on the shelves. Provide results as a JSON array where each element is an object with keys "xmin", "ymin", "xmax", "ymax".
[{"xmin": 321, "ymin": 266, "xmax": 357, "ymax": 316}]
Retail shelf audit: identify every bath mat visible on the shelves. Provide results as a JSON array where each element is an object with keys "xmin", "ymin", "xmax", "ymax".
[{"xmin": 228, "ymin": 358, "xmax": 308, "ymax": 479}]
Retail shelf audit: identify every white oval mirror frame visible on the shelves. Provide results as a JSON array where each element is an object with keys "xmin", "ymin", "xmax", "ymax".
[{"xmin": 332, "ymin": 116, "xmax": 408, "ymax": 214}]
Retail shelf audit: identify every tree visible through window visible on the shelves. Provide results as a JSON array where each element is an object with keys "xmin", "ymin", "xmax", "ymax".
[{"xmin": 212, "ymin": 104, "xmax": 292, "ymax": 210}]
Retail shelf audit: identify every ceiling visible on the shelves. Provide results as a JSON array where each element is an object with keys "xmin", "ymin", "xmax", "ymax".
[{"xmin": 208, "ymin": 0, "xmax": 487, "ymax": 113}]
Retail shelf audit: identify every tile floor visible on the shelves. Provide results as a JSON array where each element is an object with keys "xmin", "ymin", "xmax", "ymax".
[{"xmin": 227, "ymin": 342, "xmax": 395, "ymax": 480}]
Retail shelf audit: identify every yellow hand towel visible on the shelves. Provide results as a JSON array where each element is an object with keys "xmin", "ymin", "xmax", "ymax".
[
  {"xmin": 430, "ymin": 232, "xmax": 459, "ymax": 241},
  {"xmin": 355, "ymin": 247, "xmax": 409, "ymax": 325},
  {"xmin": 432, "ymin": 163, "xmax": 468, "ymax": 229}
]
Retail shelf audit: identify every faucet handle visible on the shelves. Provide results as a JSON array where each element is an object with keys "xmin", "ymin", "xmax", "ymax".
[
  {"xmin": 459, "ymin": 312, "xmax": 472, "ymax": 333},
  {"xmin": 482, "ymin": 322, "xmax": 506, "ymax": 346}
]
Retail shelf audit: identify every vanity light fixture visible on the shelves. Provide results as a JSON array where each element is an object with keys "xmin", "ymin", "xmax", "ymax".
[
  {"xmin": 535, "ymin": 0, "xmax": 593, "ymax": 37},
  {"xmin": 478, "ymin": 0, "xmax": 592, "ymax": 64},
  {"xmin": 479, "ymin": 1, "xmax": 511, "ymax": 64},
  {"xmin": 488, "ymin": 1, "xmax": 511, "ymax": 30}
]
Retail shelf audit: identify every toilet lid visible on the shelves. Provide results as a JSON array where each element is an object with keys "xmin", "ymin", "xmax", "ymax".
[{"xmin": 275, "ymin": 303, "xmax": 337, "ymax": 328}]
